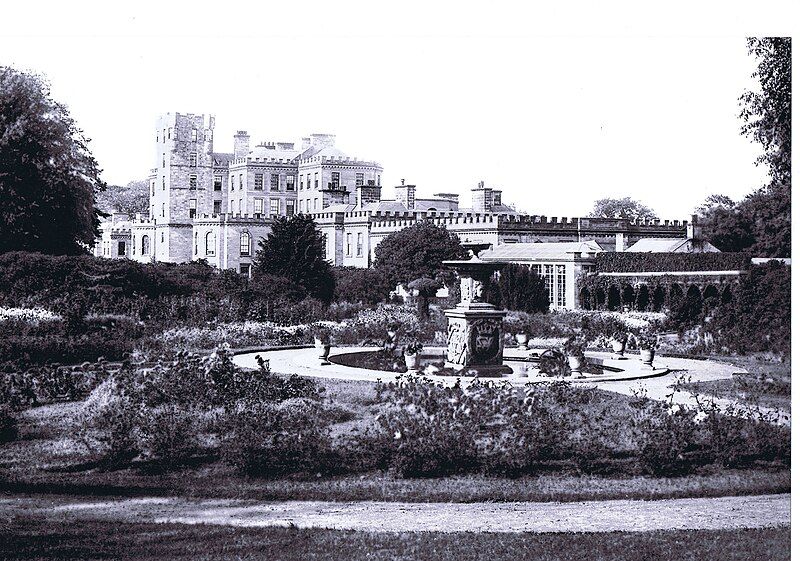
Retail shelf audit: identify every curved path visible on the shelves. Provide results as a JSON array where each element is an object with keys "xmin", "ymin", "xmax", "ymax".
[{"xmin": 1, "ymin": 493, "xmax": 789, "ymax": 533}]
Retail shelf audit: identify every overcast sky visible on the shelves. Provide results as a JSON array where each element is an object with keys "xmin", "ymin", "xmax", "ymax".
[{"xmin": 1, "ymin": 1, "xmax": 791, "ymax": 219}]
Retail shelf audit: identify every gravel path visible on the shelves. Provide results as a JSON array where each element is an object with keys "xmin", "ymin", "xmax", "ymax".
[{"xmin": 2, "ymin": 493, "xmax": 789, "ymax": 533}]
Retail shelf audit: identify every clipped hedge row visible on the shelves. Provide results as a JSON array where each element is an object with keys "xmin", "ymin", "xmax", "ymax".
[{"xmin": 596, "ymin": 252, "xmax": 751, "ymax": 273}]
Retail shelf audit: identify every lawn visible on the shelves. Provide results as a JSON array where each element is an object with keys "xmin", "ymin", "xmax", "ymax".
[
  {"xmin": 0, "ymin": 517, "xmax": 789, "ymax": 561},
  {"xmin": 673, "ymin": 356, "xmax": 791, "ymax": 410}
]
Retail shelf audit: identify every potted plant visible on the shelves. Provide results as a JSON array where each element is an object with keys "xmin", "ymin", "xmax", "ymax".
[
  {"xmin": 311, "ymin": 324, "xmax": 332, "ymax": 365},
  {"xmin": 562, "ymin": 335, "xmax": 586, "ymax": 377},
  {"xmin": 635, "ymin": 330, "xmax": 659, "ymax": 367},
  {"xmin": 403, "ymin": 340, "xmax": 424, "ymax": 373},
  {"xmin": 610, "ymin": 330, "xmax": 629, "ymax": 358},
  {"xmin": 504, "ymin": 315, "xmax": 528, "ymax": 349}
]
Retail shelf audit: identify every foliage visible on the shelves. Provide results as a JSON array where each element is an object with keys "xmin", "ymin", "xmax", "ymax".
[
  {"xmin": 408, "ymin": 277, "xmax": 441, "ymax": 320},
  {"xmin": 562, "ymin": 335, "xmax": 587, "ymax": 357},
  {"xmin": 0, "ymin": 67, "xmax": 105, "ymax": 255},
  {"xmin": 95, "ymin": 180, "xmax": 149, "ymax": 218},
  {"xmin": 595, "ymin": 252, "xmax": 751, "ymax": 273},
  {"xmin": 631, "ymin": 329, "xmax": 659, "ymax": 350},
  {"xmin": 704, "ymin": 261, "xmax": 790, "ymax": 356},
  {"xmin": 697, "ymin": 38, "xmax": 791, "ymax": 257},
  {"xmin": 0, "ymin": 405, "xmax": 18, "ymax": 443},
  {"xmin": 486, "ymin": 263, "xmax": 550, "ymax": 314},
  {"xmin": 332, "ymin": 266, "xmax": 393, "ymax": 305},
  {"xmin": 220, "ymin": 399, "xmax": 333, "ymax": 476},
  {"xmin": 589, "ymin": 197, "xmax": 656, "ymax": 221},
  {"xmin": 253, "ymin": 215, "xmax": 335, "ymax": 303},
  {"xmin": 372, "ymin": 222, "xmax": 468, "ymax": 287},
  {"xmin": 403, "ymin": 341, "xmax": 424, "ymax": 355},
  {"xmin": 0, "ymin": 359, "xmax": 111, "ymax": 408}
]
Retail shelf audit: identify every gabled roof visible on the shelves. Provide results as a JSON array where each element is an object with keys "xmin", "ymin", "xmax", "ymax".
[
  {"xmin": 212, "ymin": 152, "xmax": 234, "ymax": 167},
  {"xmin": 480, "ymin": 240, "xmax": 604, "ymax": 261}
]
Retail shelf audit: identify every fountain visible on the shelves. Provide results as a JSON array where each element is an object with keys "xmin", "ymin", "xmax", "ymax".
[{"xmin": 442, "ymin": 243, "xmax": 513, "ymax": 377}]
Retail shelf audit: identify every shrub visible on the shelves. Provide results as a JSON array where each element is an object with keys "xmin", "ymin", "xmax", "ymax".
[
  {"xmin": 596, "ymin": 252, "xmax": 751, "ymax": 273},
  {"xmin": 220, "ymin": 399, "xmax": 333, "ymax": 476},
  {"xmin": 486, "ymin": 264, "xmax": 550, "ymax": 314},
  {"xmin": 332, "ymin": 267, "xmax": 392, "ymax": 305},
  {"xmin": 139, "ymin": 404, "xmax": 201, "ymax": 468},
  {"xmin": 0, "ymin": 405, "xmax": 18, "ymax": 443}
]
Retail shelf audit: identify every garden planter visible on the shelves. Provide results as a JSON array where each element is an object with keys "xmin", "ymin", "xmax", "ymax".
[
  {"xmin": 640, "ymin": 349, "xmax": 655, "ymax": 367},
  {"xmin": 567, "ymin": 355, "xmax": 584, "ymax": 377},
  {"xmin": 515, "ymin": 333, "xmax": 529, "ymax": 350},
  {"xmin": 404, "ymin": 353, "xmax": 419, "ymax": 373},
  {"xmin": 611, "ymin": 340, "xmax": 626, "ymax": 358},
  {"xmin": 315, "ymin": 338, "xmax": 331, "ymax": 365}
]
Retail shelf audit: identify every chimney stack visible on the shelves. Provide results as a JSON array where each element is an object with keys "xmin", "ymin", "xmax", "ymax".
[{"xmin": 234, "ymin": 131, "xmax": 250, "ymax": 158}]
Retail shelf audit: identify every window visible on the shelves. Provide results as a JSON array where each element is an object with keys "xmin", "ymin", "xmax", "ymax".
[
  {"xmin": 213, "ymin": 175, "xmax": 222, "ymax": 191},
  {"xmin": 254, "ymin": 198, "xmax": 264, "ymax": 215},
  {"xmin": 240, "ymin": 263, "xmax": 251, "ymax": 277},
  {"xmin": 230, "ymin": 175, "xmax": 235, "ymax": 190},
  {"xmin": 161, "ymin": 232, "xmax": 164, "ymax": 243},
  {"xmin": 207, "ymin": 129, "xmax": 212, "ymax": 141},
  {"xmin": 142, "ymin": 235, "xmax": 150, "ymax": 255},
  {"xmin": 346, "ymin": 233, "xmax": 352, "ymax": 257},
  {"xmin": 191, "ymin": 128, "xmax": 198, "ymax": 142},
  {"xmin": 205, "ymin": 231, "xmax": 216, "ymax": 256},
  {"xmin": 300, "ymin": 200, "xmax": 305, "ymax": 213},
  {"xmin": 239, "ymin": 174, "xmax": 243, "ymax": 190},
  {"xmin": 240, "ymin": 232, "xmax": 251, "ymax": 256},
  {"xmin": 356, "ymin": 233, "xmax": 363, "ymax": 257},
  {"xmin": 313, "ymin": 198, "xmax": 318, "ymax": 210},
  {"xmin": 356, "ymin": 173, "xmax": 364, "ymax": 186},
  {"xmin": 162, "ymin": 128, "xmax": 165, "ymax": 141},
  {"xmin": 331, "ymin": 172, "xmax": 340, "ymax": 188},
  {"xmin": 118, "ymin": 241, "xmax": 126, "ymax": 255},
  {"xmin": 189, "ymin": 198, "xmax": 197, "ymax": 218},
  {"xmin": 556, "ymin": 265, "xmax": 566, "ymax": 308},
  {"xmin": 314, "ymin": 172, "xmax": 318, "ymax": 189},
  {"xmin": 367, "ymin": 179, "xmax": 375, "ymax": 186},
  {"xmin": 269, "ymin": 199, "xmax": 279, "ymax": 216},
  {"xmin": 162, "ymin": 153, "xmax": 165, "ymax": 168},
  {"xmin": 230, "ymin": 199, "xmax": 234, "ymax": 210},
  {"xmin": 168, "ymin": 127, "xmax": 172, "ymax": 140},
  {"xmin": 213, "ymin": 200, "xmax": 221, "ymax": 214},
  {"xmin": 151, "ymin": 181, "xmax": 155, "ymax": 195},
  {"xmin": 189, "ymin": 174, "xmax": 197, "ymax": 190},
  {"xmin": 162, "ymin": 177, "xmax": 165, "ymax": 191},
  {"xmin": 270, "ymin": 174, "xmax": 279, "ymax": 191},
  {"xmin": 306, "ymin": 198, "xmax": 311, "ymax": 212},
  {"xmin": 286, "ymin": 175, "xmax": 295, "ymax": 191},
  {"xmin": 189, "ymin": 152, "xmax": 197, "ymax": 166},
  {"xmin": 254, "ymin": 173, "xmax": 263, "ymax": 190},
  {"xmin": 194, "ymin": 232, "xmax": 198, "ymax": 255},
  {"xmin": 286, "ymin": 200, "xmax": 295, "ymax": 217},
  {"xmin": 161, "ymin": 203, "xmax": 165, "ymax": 218},
  {"xmin": 378, "ymin": 174, "xmax": 381, "ymax": 185},
  {"xmin": 238, "ymin": 199, "xmax": 242, "ymax": 213}
]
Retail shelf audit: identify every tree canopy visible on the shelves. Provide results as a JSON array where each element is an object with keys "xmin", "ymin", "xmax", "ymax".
[
  {"xmin": 589, "ymin": 197, "xmax": 656, "ymax": 221},
  {"xmin": 253, "ymin": 214, "xmax": 335, "ymax": 303},
  {"xmin": 96, "ymin": 179, "xmax": 149, "ymax": 218},
  {"xmin": 699, "ymin": 38, "xmax": 791, "ymax": 256},
  {"xmin": 372, "ymin": 221, "xmax": 469, "ymax": 287},
  {"xmin": 0, "ymin": 67, "xmax": 105, "ymax": 254}
]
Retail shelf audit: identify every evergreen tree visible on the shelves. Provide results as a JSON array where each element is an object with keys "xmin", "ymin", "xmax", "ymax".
[{"xmin": 253, "ymin": 214, "xmax": 335, "ymax": 303}]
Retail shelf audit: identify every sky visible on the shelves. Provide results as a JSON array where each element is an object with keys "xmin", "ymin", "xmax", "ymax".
[{"xmin": 1, "ymin": 1, "xmax": 792, "ymax": 220}]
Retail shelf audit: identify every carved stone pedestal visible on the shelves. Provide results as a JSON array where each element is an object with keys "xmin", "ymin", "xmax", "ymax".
[{"xmin": 443, "ymin": 248, "xmax": 512, "ymax": 378}]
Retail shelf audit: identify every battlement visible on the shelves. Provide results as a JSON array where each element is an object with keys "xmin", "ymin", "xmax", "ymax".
[
  {"xmin": 497, "ymin": 215, "xmax": 688, "ymax": 230},
  {"xmin": 297, "ymin": 154, "xmax": 381, "ymax": 167},
  {"xmin": 230, "ymin": 155, "xmax": 298, "ymax": 165},
  {"xmin": 193, "ymin": 212, "xmax": 273, "ymax": 222}
]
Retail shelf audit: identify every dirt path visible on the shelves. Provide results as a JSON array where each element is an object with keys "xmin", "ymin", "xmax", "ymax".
[{"xmin": 1, "ymin": 493, "xmax": 789, "ymax": 533}]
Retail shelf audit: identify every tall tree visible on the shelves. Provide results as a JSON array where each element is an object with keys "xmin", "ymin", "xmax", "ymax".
[
  {"xmin": 372, "ymin": 221, "xmax": 469, "ymax": 287},
  {"xmin": 699, "ymin": 38, "xmax": 791, "ymax": 256},
  {"xmin": 0, "ymin": 67, "xmax": 105, "ymax": 254},
  {"xmin": 589, "ymin": 197, "xmax": 656, "ymax": 221},
  {"xmin": 96, "ymin": 179, "xmax": 149, "ymax": 218},
  {"xmin": 253, "ymin": 214, "xmax": 335, "ymax": 303}
]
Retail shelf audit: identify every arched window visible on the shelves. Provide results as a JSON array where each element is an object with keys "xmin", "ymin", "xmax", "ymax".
[
  {"xmin": 205, "ymin": 231, "xmax": 216, "ymax": 256},
  {"xmin": 240, "ymin": 231, "xmax": 251, "ymax": 256},
  {"xmin": 142, "ymin": 235, "xmax": 150, "ymax": 255}
]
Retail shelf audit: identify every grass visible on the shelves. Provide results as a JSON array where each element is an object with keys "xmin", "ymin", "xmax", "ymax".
[
  {"xmin": 673, "ymin": 356, "xmax": 790, "ymax": 410},
  {"xmin": 0, "ymin": 517, "xmax": 789, "ymax": 561}
]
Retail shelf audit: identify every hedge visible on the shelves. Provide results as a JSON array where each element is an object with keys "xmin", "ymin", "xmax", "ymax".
[{"xmin": 595, "ymin": 252, "xmax": 751, "ymax": 273}]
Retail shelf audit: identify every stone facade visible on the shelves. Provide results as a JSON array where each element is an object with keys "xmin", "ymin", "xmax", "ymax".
[{"xmin": 96, "ymin": 111, "xmax": 693, "ymax": 284}]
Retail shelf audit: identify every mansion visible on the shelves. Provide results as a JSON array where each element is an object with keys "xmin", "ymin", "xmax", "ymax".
[{"xmin": 95, "ymin": 112, "xmax": 705, "ymax": 309}]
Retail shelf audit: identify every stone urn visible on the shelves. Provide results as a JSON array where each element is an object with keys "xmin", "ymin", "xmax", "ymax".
[
  {"xmin": 611, "ymin": 339, "xmax": 626, "ymax": 358},
  {"xmin": 314, "ymin": 337, "xmax": 331, "ymax": 365},
  {"xmin": 515, "ymin": 333, "xmax": 529, "ymax": 350},
  {"xmin": 640, "ymin": 349, "xmax": 655, "ymax": 367},
  {"xmin": 567, "ymin": 355, "xmax": 584, "ymax": 377},
  {"xmin": 404, "ymin": 353, "xmax": 419, "ymax": 373}
]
